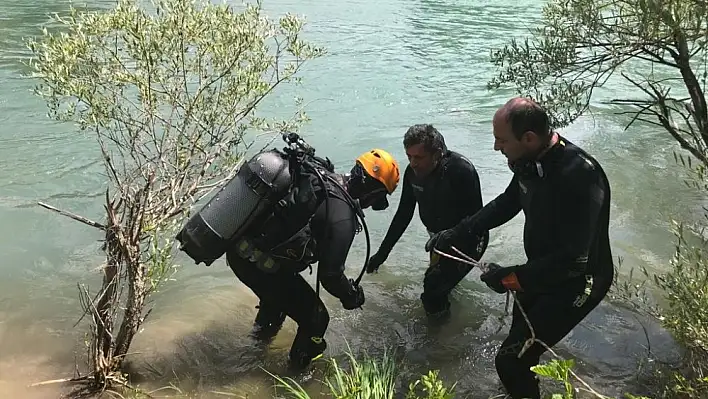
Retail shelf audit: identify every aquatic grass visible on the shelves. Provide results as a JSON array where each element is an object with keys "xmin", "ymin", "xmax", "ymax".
[
  {"xmin": 262, "ymin": 368, "xmax": 312, "ymax": 399},
  {"xmin": 322, "ymin": 343, "xmax": 399, "ymax": 399},
  {"xmin": 261, "ymin": 343, "xmax": 399, "ymax": 398},
  {"xmin": 262, "ymin": 342, "xmax": 462, "ymax": 399}
]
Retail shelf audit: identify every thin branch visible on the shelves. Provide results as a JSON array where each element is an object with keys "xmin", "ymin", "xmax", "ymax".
[
  {"xmin": 611, "ymin": 72, "xmax": 708, "ymax": 166},
  {"xmin": 28, "ymin": 376, "xmax": 89, "ymax": 387},
  {"xmin": 37, "ymin": 202, "xmax": 105, "ymax": 230}
]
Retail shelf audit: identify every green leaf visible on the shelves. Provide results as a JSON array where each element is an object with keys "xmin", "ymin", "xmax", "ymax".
[{"xmin": 531, "ymin": 358, "xmax": 575, "ymax": 382}]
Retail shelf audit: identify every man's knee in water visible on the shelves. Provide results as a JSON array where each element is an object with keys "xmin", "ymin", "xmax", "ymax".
[
  {"xmin": 420, "ymin": 262, "xmax": 453, "ymax": 320},
  {"xmin": 422, "ymin": 264, "xmax": 447, "ymax": 295},
  {"xmin": 420, "ymin": 290, "xmax": 450, "ymax": 312},
  {"xmin": 421, "ymin": 259, "xmax": 472, "ymax": 316},
  {"xmin": 494, "ymin": 341, "xmax": 541, "ymax": 399},
  {"xmin": 250, "ymin": 303, "xmax": 286, "ymax": 342}
]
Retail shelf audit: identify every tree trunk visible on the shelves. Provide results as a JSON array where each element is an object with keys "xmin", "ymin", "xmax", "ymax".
[
  {"xmin": 114, "ymin": 245, "xmax": 147, "ymax": 366},
  {"xmin": 91, "ymin": 210, "xmax": 121, "ymax": 381},
  {"xmin": 672, "ymin": 29, "xmax": 708, "ymax": 157}
]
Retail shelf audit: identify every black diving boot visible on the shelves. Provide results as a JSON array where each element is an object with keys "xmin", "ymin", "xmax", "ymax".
[{"xmin": 287, "ymin": 333, "xmax": 327, "ymax": 370}]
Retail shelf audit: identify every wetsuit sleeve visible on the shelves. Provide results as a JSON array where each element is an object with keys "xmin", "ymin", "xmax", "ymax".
[
  {"xmin": 452, "ymin": 174, "xmax": 522, "ymax": 238},
  {"xmin": 315, "ymin": 198, "xmax": 358, "ymax": 300},
  {"xmin": 376, "ymin": 167, "xmax": 416, "ymax": 256},
  {"xmin": 513, "ymin": 164, "xmax": 608, "ymax": 291}
]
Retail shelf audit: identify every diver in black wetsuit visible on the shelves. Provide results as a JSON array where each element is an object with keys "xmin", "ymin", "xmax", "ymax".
[
  {"xmin": 426, "ymin": 98, "xmax": 614, "ymax": 399},
  {"xmin": 225, "ymin": 149, "xmax": 401, "ymax": 370},
  {"xmin": 366, "ymin": 124, "xmax": 488, "ymax": 321}
]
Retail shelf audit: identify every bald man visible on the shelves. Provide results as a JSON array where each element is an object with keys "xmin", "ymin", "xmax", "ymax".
[{"xmin": 425, "ymin": 97, "xmax": 614, "ymax": 398}]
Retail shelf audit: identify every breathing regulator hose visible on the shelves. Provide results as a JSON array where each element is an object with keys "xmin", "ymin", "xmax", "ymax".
[
  {"xmin": 280, "ymin": 132, "xmax": 372, "ymax": 292},
  {"xmin": 324, "ymin": 173, "xmax": 371, "ymax": 287}
]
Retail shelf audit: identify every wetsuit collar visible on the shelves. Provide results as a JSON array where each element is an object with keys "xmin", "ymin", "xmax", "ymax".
[
  {"xmin": 535, "ymin": 132, "xmax": 560, "ymax": 161},
  {"xmin": 517, "ymin": 132, "xmax": 562, "ymax": 164},
  {"xmin": 508, "ymin": 133, "xmax": 564, "ymax": 179}
]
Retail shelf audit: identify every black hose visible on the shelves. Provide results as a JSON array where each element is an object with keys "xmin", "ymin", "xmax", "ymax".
[
  {"xmin": 323, "ymin": 174, "xmax": 370, "ymax": 286},
  {"xmin": 305, "ymin": 161, "xmax": 372, "ymax": 289},
  {"xmin": 308, "ymin": 162, "xmax": 329, "ymax": 297},
  {"xmin": 354, "ymin": 216, "xmax": 371, "ymax": 286}
]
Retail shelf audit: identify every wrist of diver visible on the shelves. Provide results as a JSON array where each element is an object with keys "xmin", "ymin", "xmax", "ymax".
[{"xmin": 481, "ymin": 263, "xmax": 524, "ymax": 293}]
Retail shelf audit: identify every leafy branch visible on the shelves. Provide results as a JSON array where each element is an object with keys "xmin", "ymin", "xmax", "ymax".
[
  {"xmin": 25, "ymin": 0, "xmax": 325, "ymax": 395},
  {"xmin": 488, "ymin": 0, "xmax": 708, "ymax": 168}
]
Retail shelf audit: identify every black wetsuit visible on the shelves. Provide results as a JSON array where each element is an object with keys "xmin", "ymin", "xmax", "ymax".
[
  {"xmin": 376, "ymin": 150, "xmax": 488, "ymax": 316},
  {"xmin": 225, "ymin": 174, "xmax": 362, "ymax": 367},
  {"xmin": 451, "ymin": 135, "xmax": 614, "ymax": 399}
]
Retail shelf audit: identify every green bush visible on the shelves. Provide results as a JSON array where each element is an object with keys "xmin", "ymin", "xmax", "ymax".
[{"xmin": 656, "ymin": 219, "xmax": 708, "ymax": 397}]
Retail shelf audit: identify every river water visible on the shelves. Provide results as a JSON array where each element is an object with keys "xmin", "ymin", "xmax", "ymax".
[{"xmin": 0, "ymin": 0, "xmax": 698, "ymax": 398}]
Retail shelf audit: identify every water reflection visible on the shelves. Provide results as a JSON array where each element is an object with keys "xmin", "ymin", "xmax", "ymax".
[
  {"xmin": 0, "ymin": 0, "xmax": 114, "ymax": 74},
  {"xmin": 403, "ymin": 0, "xmax": 531, "ymax": 61},
  {"xmin": 398, "ymin": 0, "xmax": 543, "ymax": 109}
]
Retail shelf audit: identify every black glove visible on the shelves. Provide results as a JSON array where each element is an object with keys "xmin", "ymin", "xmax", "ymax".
[
  {"xmin": 480, "ymin": 262, "xmax": 521, "ymax": 294},
  {"xmin": 424, "ymin": 228, "xmax": 458, "ymax": 253},
  {"xmin": 340, "ymin": 278, "xmax": 365, "ymax": 309},
  {"xmin": 366, "ymin": 251, "xmax": 387, "ymax": 273}
]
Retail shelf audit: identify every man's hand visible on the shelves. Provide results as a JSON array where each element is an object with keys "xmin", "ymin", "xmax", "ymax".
[
  {"xmin": 480, "ymin": 262, "xmax": 522, "ymax": 293},
  {"xmin": 366, "ymin": 252, "xmax": 387, "ymax": 274},
  {"xmin": 424, "ymin": 228, "xmax": 457, "ymax": 252},
  {"xmin": 341, "ymin": 279, "xmax": 365, "ymax": 309}
]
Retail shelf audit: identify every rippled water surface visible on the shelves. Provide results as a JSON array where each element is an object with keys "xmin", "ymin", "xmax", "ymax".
[{"xmin": 0, "ymin": 0, "xmax": 695, "ymax": 397}]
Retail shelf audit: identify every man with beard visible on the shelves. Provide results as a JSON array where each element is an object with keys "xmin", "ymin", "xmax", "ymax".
[{"xmin": 366, "ymin": 124, "xmax": 488, "ymax": 322}]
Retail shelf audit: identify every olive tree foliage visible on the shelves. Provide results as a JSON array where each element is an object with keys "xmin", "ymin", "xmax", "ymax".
[
  {"xmin": 488, "ymin": 0, "xmax": 708, "ymax": 167},
  {"xmin": 487, "ymin": 0, "xmax": 708, "ymax": 395},
  {"xmin": 26, "ymin": 0, "xmax": 324, "ymax": 391}
]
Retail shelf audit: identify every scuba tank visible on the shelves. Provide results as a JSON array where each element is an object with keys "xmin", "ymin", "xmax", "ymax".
[
  {"xmin": 175, "ymin": 132, "xmax": 374, "ymax": 296},
  {"xmin": 175, "ymin": 149, "xmax": 293, "ymax": 266}
]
